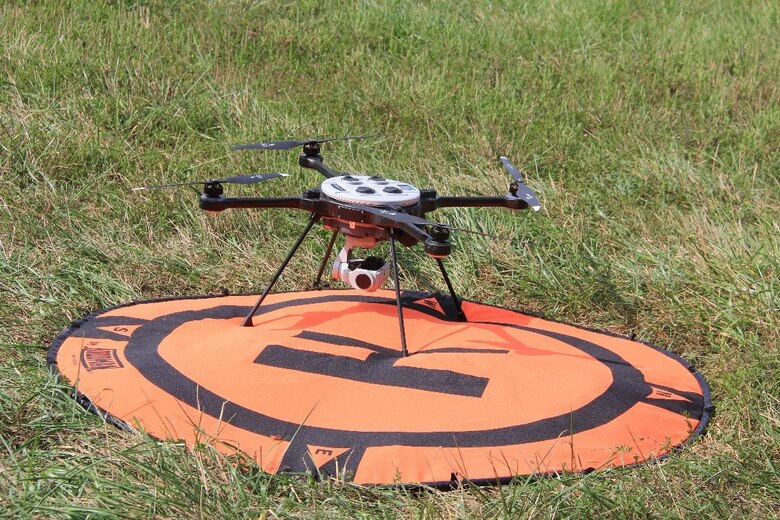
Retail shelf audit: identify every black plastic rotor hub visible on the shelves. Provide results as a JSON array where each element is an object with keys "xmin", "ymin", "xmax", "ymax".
[
  {"xmin": 424, "ymin": 238, "xmax": 451, "ymax": 258},
  {"xmin": 203, "ymin": 182, "xmax": 224, "ymax": 197}
]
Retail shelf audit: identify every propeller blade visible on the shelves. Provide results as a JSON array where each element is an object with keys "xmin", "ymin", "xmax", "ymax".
[
  {"xmin": 500, "ymin": 156, "xmax": 541, "ymax": 211},
  {"xmin": 216, "ymin": 173, "xmax": 288, "ymax": 185},
  {"xmin": 132, "ymin": 173, "xmax": 287, "ymax": 191},
  {"xmin": 232, "ymin": 140, "xmax": 307, "ymax": 151},
  {"xmin": 313, "ymin": 134, "xmax": 383, "ymax": 145},
  {"xmin": 232, "ymin": 134, "xmax": 382, "ymax": 151},
  {"xmin": 500, "ymin": 156, "xmax": 525, "ymax": 184},
  {"xmin": 343, "ymin": 204, "xmax": 495, "ymax": 237},
  {"xmin": 515, "ymin": 184, "xmax": 542, "ymax": 212}
]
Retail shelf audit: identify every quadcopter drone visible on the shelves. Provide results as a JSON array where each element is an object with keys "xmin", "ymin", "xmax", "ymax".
[{"xmin": 135, "ymin": 135, "xmax": 540, "ymax": 356}]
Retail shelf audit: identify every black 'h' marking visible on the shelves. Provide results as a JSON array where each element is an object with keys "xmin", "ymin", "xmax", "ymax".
[{"xmin": 253, "ymin": 331, "xmax": 490, "ymax": 397}]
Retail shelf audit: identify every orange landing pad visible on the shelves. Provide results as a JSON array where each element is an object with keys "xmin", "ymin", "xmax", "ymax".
[{"xmin": 49, "ymin": 290, "xmax": 711, "ymax": 486}]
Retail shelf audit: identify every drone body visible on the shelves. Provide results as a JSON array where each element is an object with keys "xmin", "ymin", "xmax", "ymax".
[{"xmin": 140, "ymin": 136, "xmax": 541, "ymax": 355}]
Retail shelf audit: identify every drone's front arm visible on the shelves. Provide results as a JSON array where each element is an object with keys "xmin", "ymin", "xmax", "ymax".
[{"xmin": 199, "ymin": 191, "xmax": 431, "ymax": 241}]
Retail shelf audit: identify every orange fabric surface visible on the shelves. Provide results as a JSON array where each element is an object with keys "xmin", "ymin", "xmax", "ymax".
[{"xmin": 51, "ymin": 290, "xmax": 710, "ymax": 485}]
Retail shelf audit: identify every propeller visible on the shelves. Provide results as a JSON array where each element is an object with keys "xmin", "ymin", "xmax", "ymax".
[
  {"xmin": 232, "ymin": 134, "xmax": 382, "ymax": 151},
  {"xmin": 500, "ymin": 156, "xmax": 541, "ymax": 211},
  {"xmin": 341, "ymin": 203, "xmax": 496, "ymax": 238},
  {"xmin": 132, "ymin": 173, "xmax": 288, "ymax": 191}
]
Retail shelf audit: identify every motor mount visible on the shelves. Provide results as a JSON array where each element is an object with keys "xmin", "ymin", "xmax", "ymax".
[{"xmin": 423, "ymin": 225, "xmax": 452, "ymax": 258}]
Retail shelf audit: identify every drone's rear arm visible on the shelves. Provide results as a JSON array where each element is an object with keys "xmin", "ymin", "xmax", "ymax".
[
  {"xmin": 299, "ymin": 152, "xmax": 340, "ymax": 178},
  {"xmin": 420, "ymin": 192, "xmax": 530, "ymax": 212},
  {"xmin": 199, "ymin": 195, "xmax": 305, "ymax": 212}
]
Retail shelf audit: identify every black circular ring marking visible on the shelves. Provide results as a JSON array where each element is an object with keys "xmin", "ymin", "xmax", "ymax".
[{"xmin": 112, "ymin": 294, "xmax": 703, "ymax": 448}]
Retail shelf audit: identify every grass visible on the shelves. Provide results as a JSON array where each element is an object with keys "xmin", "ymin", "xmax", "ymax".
[{"xmin": 1, "ymin": 0, "xmax": 778, "ymax": 517}]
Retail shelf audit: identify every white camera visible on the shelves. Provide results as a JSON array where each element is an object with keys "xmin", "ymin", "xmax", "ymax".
[{"xmin": 333, "ymin": 255, "xmax": 390, "ymax": 292}]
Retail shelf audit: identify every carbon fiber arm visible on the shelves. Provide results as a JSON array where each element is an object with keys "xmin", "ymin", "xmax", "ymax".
[
  {"xmin": 199, "ymin": 195, "xmax": 307, "ymax": 212},
  {"xmin": 299, "ymin": 154, "xmax": 341, "ymax": 179},
  {"xmin": 419, "ymin": 191, "xmax": 530, "ymax": 213}
]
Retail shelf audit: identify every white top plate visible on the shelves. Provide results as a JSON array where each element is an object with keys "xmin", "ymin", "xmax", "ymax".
[{"xmin": 320, "ymin": 175, "xmax": 421, "ymax": 207}]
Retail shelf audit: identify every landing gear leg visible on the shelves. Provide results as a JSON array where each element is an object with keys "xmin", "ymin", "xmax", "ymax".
[
  {"xmin": 242, "ymin": 214, "xmax": 320, "ymax": 327},
  {"xmin": 313, "ymin": 230, "xmax": 339, "ymax": 289},
  {"xmin": 435, "ymin": 258, "xmax": 466, "ymax": 321},
  {"xmin": 388, "ymin": 231, "xmax": 409, "ymax": 357}
]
